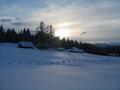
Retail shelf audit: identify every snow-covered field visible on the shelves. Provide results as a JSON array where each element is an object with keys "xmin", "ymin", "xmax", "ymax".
[{"xmin": 0, "ymin": 43, "xmax": 120, "ymax": 90}]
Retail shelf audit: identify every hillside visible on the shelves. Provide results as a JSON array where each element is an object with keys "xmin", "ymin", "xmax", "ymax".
[{"xmin": 0, "ymin": 43, "xmax": 120, "ymax": 90}]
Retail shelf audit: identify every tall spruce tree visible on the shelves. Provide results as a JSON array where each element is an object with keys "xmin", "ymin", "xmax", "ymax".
[{"xmin": 0, "ymin": 25, "xmax": 5, "ymax": 42}]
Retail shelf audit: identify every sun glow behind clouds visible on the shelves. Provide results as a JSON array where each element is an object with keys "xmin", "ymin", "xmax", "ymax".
[
  {"xmin": 0, "ymin": 0, "xmax": 120, "ymax": 42},
  {"xmin": 55, "ymin": 28, "xmax": 70, "ymax": 39}
]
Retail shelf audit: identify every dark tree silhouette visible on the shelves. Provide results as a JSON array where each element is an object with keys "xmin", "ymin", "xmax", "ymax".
[
  {"xmin": 0, "ymin": 25, "xmax": 5, "ymax": 42},
  {"xmin": 0, "ymin": 22, "xmax": 119, "ymax": 56}
]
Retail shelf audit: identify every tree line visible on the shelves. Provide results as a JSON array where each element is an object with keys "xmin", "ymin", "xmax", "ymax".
[
  {"xmin": 0, "ymin": 21, "xmax": 120, "ymax": 56},
  {"xmin": 0, "ymin": 22, "xmax": 82, "ymax": 49}
]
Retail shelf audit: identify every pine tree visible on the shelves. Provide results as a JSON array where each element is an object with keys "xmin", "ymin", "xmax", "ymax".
[{"xmin": 0, "ymin": 25, "xmax": 5, "ymax": 42}]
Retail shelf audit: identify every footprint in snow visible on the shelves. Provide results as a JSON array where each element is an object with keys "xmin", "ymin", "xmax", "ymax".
[
  {"xmin": 35, "ymin": 62, "xmax": 40, "ymax": 65},
  {"xmin": 8, "ymin": 62, "xmax": 13, "ymax": 64},
  {"xmin": 54, "ymin": 61, "xmax": 60, "ymax": 65},
  {"xmin": 49, "ymin": 61, "xmax": 54, "ymax": 65},
  {"xmin": 27, "ymin": 62, "xmax": 32, "ymax": 65},
  {"xmin": 67, "ymin": 60, "xmax": 71, "ymax": 63},
  {"xmin": 62, "ymin": 60, "xmax": 65, "ymax": 64},
  {"xmin": 18, "ymin": 62, "xmax": 22, "ymax": 64}
]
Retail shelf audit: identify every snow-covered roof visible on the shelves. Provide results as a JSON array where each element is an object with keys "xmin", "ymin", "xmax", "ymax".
[{"xmin": 19, "ymin": 42, "xmax": 34, "ymax": 47}]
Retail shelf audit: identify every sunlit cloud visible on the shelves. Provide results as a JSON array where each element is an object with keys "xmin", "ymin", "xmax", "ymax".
[{"xmin": 0, "ymin": 0, "xmax": 120, "ymax": 42}]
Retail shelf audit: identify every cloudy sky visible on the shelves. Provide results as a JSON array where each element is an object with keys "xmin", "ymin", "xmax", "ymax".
[{"xmin": 0, "ymin": 0, "xmax": 120, "ymax": 43}]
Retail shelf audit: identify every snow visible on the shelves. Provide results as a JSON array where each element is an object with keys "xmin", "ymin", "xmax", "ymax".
[{"xmin": 0, "ymin": 43, "xmax": 120, "ymax": 90}]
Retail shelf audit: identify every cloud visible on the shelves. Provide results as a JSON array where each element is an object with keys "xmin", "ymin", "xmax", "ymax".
[
  {"xmin": 0, "ymin": 18, "xmax": 12, "ymax": 22},
  {"xmin": 12, "ymin": 22, "xmax": 25, "ymax": 26},
  {"xmin": 0, "ymin": 0, "xmax": 120, "ymax": 42},
  {"xmin": 29, "ymin": 0, "xmax": 120, "ymax": 30},
  {"xmin": 0, "ymin": 17, "xmax": 21, "ymax": 22}
]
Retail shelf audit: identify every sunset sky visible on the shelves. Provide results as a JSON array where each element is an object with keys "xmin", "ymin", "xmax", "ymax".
[{"xmin": 0, "ymin": 0, "xmax": 120, "ymax": 43}]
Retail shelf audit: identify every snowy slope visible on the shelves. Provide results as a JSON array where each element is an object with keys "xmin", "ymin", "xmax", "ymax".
[{"xmin": 0, "ymin": 43, "xmax": 120, "ymax": 90}]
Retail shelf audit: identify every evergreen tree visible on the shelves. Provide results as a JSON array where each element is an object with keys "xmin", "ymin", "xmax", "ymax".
[
  {"xmin": 6, "ymin": 28, "xmax": 11, "ymax": 42},
  {"xmin": 0, "ymin": 25, "xmax": 5, "ymax": 42}
]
